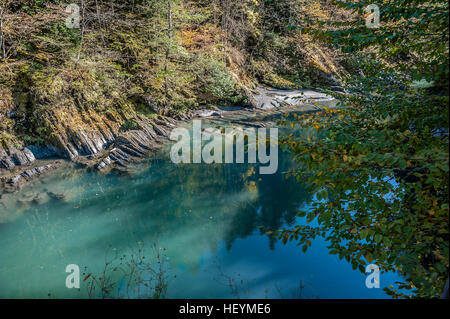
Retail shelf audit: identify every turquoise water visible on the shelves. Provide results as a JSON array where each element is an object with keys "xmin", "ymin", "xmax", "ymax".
[{"xmin": 0, "ymin": 120, "xmax": 403, "ymax": 299}]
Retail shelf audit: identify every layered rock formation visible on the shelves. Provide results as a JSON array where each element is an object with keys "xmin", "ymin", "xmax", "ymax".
[
  {"xmin": 1, "ymin": 103, "xmax": 194, "ymax": 191},
  {"xmin": 0, "ymin": 146, "xmax": 36, "ymax": 170},
  {"xmin": 0, "ymin": 85, "xmax": 337, "ymax": 194}
]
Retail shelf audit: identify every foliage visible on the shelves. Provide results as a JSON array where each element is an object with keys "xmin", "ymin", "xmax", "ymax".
[
  {"xmin": 0, "ymin": 0, "xmax": 349, "ymax": 152},
  {"xmin": 120, "ymin": 119, "xmax": 141, "ymax": 132},
  {"xmin": 279, "ymin": 0, "xmax": 449, "ymax": 298},
  {"xmin": 194, "ymin": 54, "xmax": 241, "ymax": 104}
]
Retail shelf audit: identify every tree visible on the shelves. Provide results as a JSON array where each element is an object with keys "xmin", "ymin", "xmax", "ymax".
[
  {"xmin": 279, "ymin": 0, "xmax": 449, "ymax": 298},
  {"xmin": 0, "ymin": 0, "xmax": 10, "ymax": 60},
  {"xmin": 164, "ymin": 0, "xmax": 173, "ymax": 102}
]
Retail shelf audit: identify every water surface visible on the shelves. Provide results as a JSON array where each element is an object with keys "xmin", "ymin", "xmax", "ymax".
[{"xmin": 0, "ymin": 117, "xmax": 403, "ymax": 298}]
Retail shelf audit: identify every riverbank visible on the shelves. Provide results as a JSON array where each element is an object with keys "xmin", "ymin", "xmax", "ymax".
[
  {"xmin": 1, "ymin": 1, "xmax": 351, "ymax": 196},
  {"xmin": 0, "ymin": 88, "xmax": 337, "ymax": 195}
]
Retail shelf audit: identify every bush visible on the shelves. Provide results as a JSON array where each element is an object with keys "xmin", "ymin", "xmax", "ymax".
[{"xmin": 195, "ymin": 55, "xmax": 241, "ymax": 104}]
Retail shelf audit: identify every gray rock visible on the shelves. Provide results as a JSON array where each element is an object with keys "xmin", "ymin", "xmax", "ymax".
[
  {"xmin": 95, "ymin": 156, "xmax": 112, "ymax": 171},
  {"xmin": 250, "ymin": 88, "xmax": 335, "ymax": 110},
  {"xmin": 196, "ymin": 110, "xmax": 222, "ymax": 118},
  {"xmin": 23, "ymin": 148, "xmax": 36, "ymax": 162},
  {"xmin": 47, "ymin": 191, "xmax": 65, "ymax": 201},
  {"xmin": 115, "ymin": 136, "xmax": 133, "ymax": 146},
  {"xmin": 114, "ymin": 159, "xmax": 128, "ymax": 167},
  {"xmin": 0, "ymin": 157, "xmax": 15, "ymax": 169},
  {"xmin": 119, "ymin": 145, "xmax": 145, "ymax": 158},
  {"xmin": 21, "ymin": 169, "xmax": 36, "ymax": 178},
  {"xmin": 112, "ymin": 166, "xmax": 129, "ymax": 175},
  {"xmin": 11, "ymin": 152, "xmax": 30, "ymax": 166},
  {"xmin": 32, "ymin": 194, "xmax": 44, "ymax": 205},
  {"xmin": 8, "ymin": 175, "xmax": 23, "ymax": 185},
  {"xmin": 0, "ymin": 147, "xmax": 8, "ymax": 158},
  {"xmin": 110, "ymin": 149, "xmax": 130, "ymax": 162},
  {"xmin": 152, "ymin": 123, "xmax": 168, "ymax": 136},
  {"xmin": 35, "ymin": 165, "xmax": 52, "ymax": 173},
  {"xmin": 0, "ymin": 147, "xmax": 36, "ymax": 168},
  {"xmin": 7, "ymin": 164, "xmax": 53, "ymax": 186}
]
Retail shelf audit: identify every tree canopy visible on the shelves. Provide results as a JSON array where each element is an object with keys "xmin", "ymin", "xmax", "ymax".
[{"xmin": 279, "ymin": 0, "xmax": 449, "ymax": 298}]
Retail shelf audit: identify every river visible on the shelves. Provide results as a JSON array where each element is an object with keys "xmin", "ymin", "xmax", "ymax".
[{"xmin": 0, "ymin": 103, "xmax": 404, "ymax": 298}]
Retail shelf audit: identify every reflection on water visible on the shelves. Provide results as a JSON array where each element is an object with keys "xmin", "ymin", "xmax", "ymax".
[{"xmin": 0, "ymin": 119, "xmax": 402, "ymax": 298}]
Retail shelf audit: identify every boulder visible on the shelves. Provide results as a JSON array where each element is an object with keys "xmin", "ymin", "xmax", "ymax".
[
  {"xmin": 195, "ymin": 110, "xmax": 222, "ymax": 118},
  {"xmin": 47, "ymin": 191, "xmax": 65, "ymax": 201},
  {"xmin": 7, "ymin": 164, "xmax": 53, "ymax": 185},
  {"xmin": 0, "ymin": 157, "xmax": 15, "ymax": 170}
]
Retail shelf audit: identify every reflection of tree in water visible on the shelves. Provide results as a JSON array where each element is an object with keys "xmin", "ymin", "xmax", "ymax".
[
  {"xmin": 132, "ymin": 149, "xmax": 311, "ymax": 252},
  {"xmin": 222, "ymin": 152, "xmax": 311, "ymax": 250},
  {"xmin": 35, "ymin": 146, "xmax": 312, "ymax": 258}
]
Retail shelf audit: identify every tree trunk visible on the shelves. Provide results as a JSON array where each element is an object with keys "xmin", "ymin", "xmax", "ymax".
[
  {"xmin": 0, "ymin": 8, "xmax": 5, "ymax": 60},
  {"xmin": 77, "ymin": 0, "xmax": 86, "ymax": 61},
  {"xmin": 164, "ymin": 1, "xmax": 173, "ymax": 104},
  {"xmin": 168, "ymin": 1, "xmax": 173, "ymax": 42}
]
